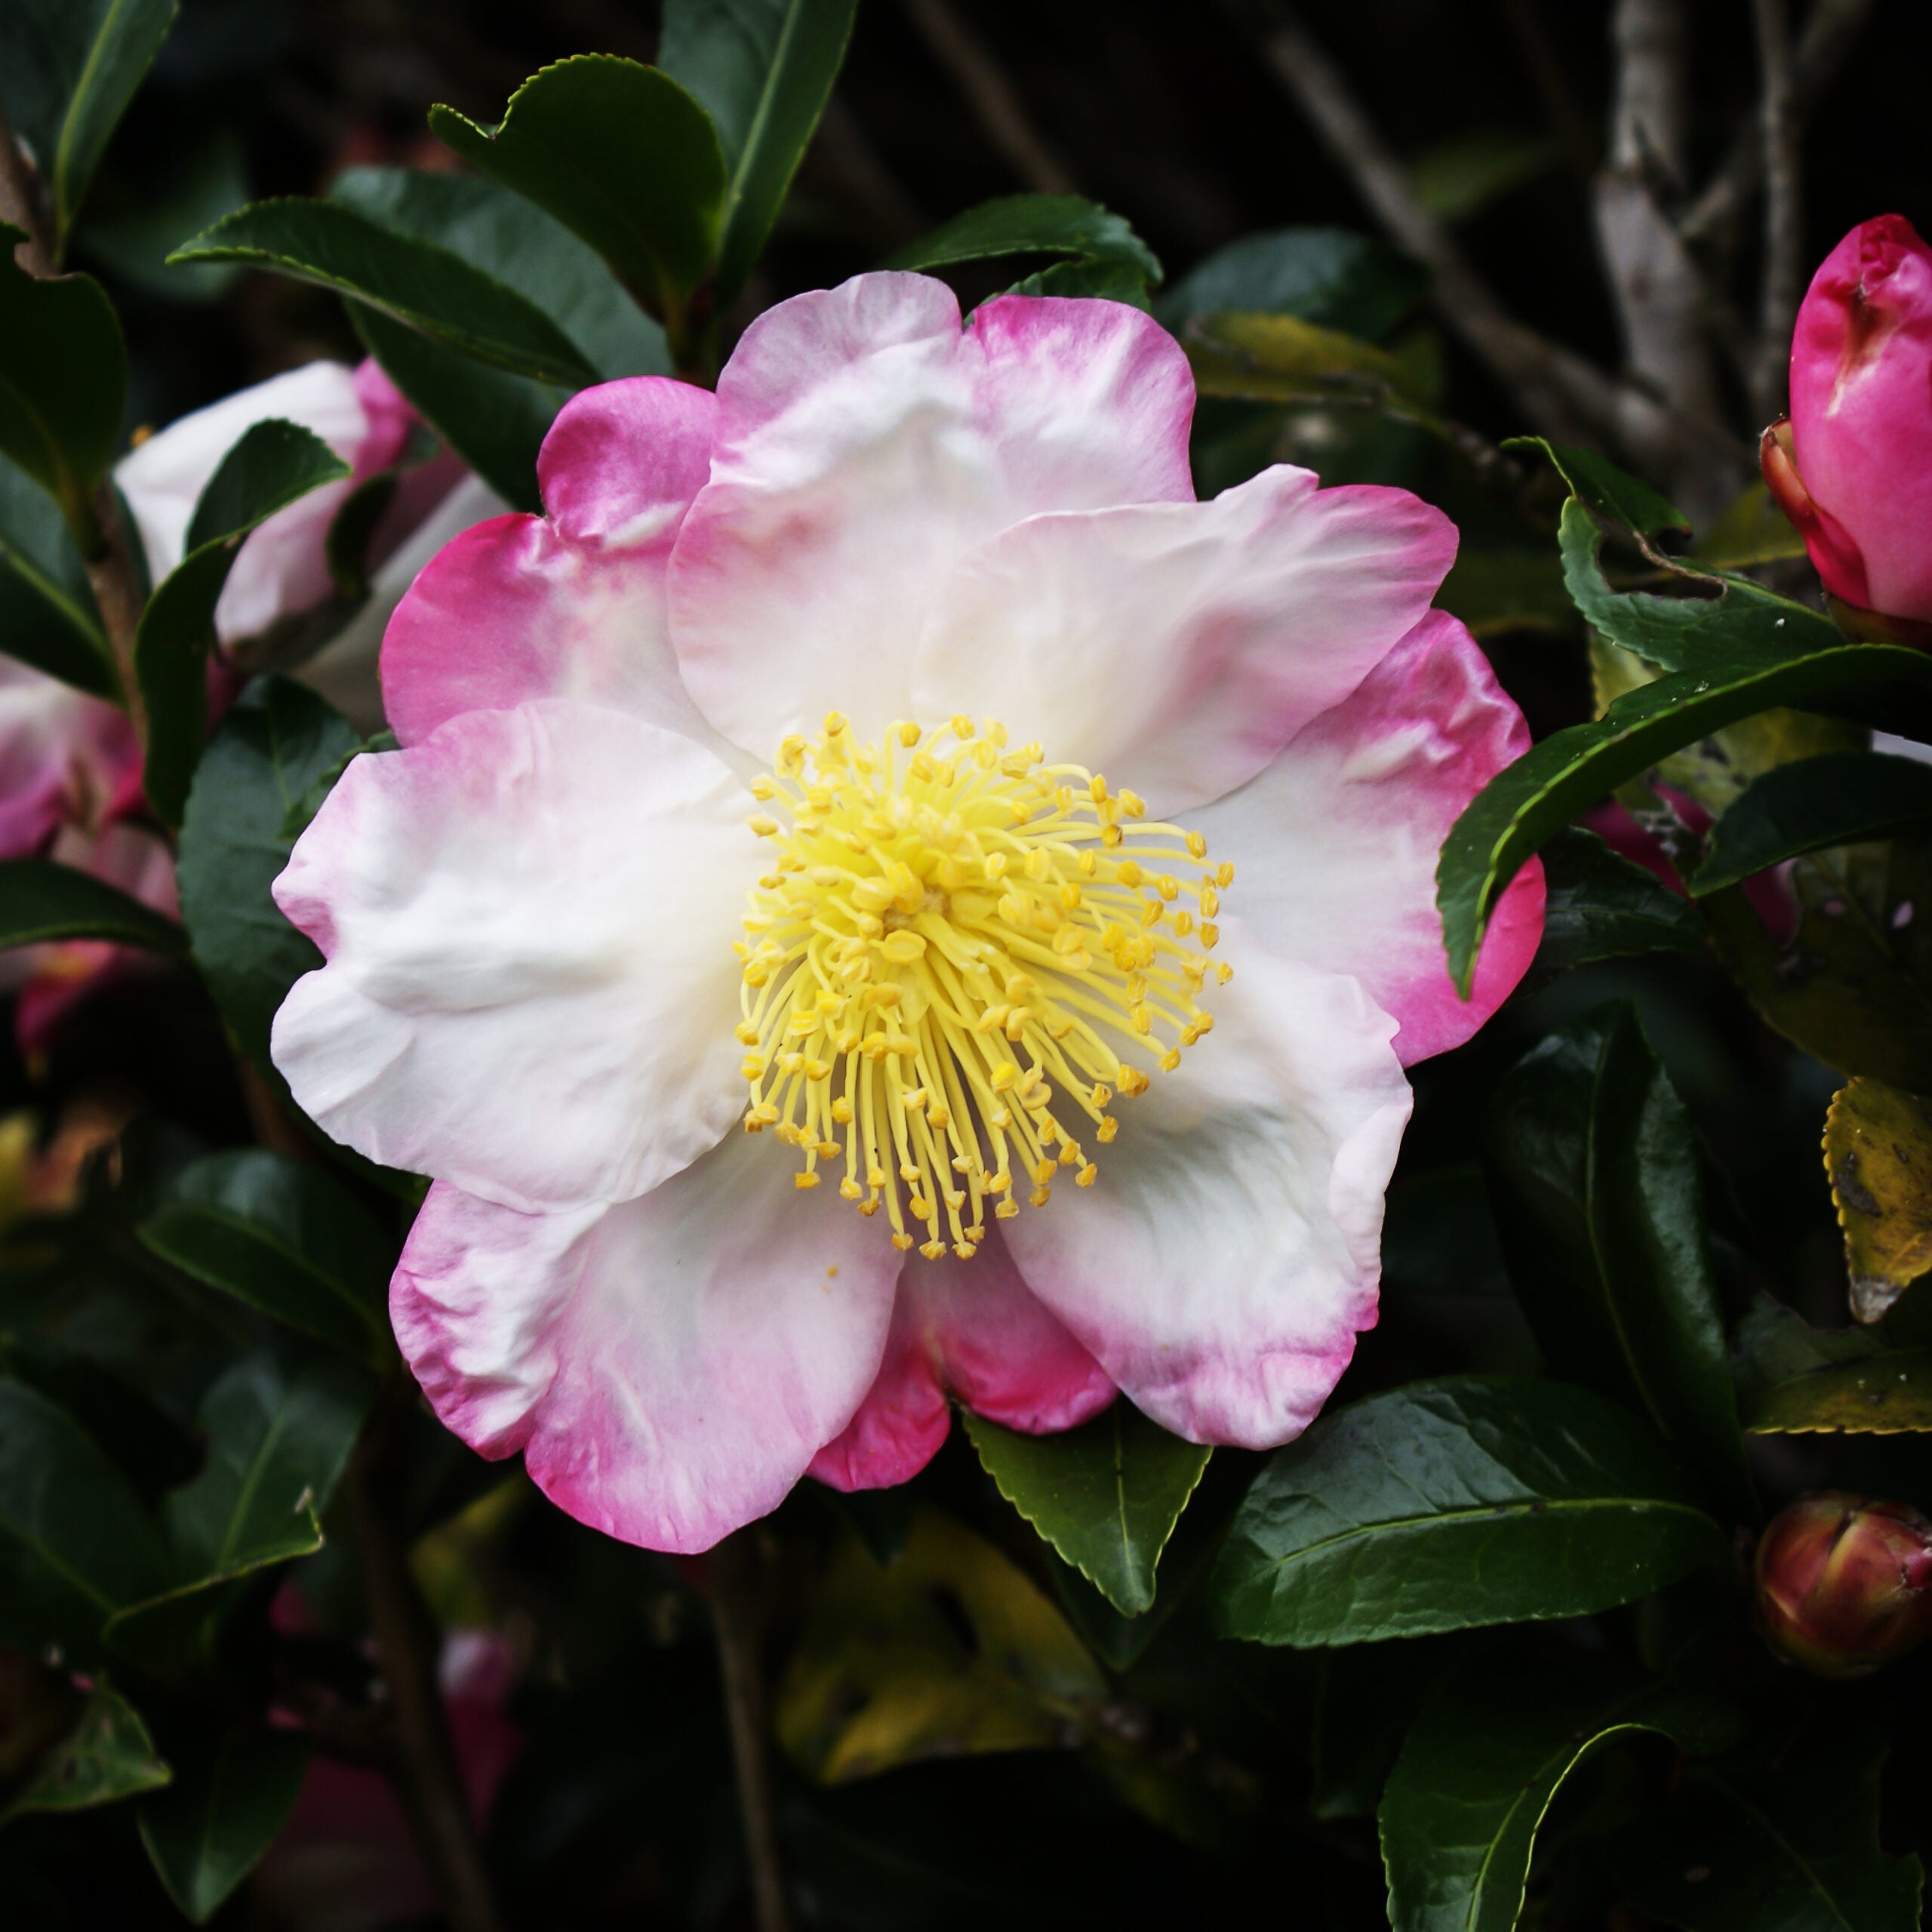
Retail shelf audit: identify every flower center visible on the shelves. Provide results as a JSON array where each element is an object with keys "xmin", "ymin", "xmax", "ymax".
[{"xmin": 734, "ymin": 714, "xmax": 1232, "ymax": 1261}]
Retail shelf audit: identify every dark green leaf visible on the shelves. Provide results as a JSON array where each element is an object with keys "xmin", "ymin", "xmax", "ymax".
[
  {"xmin": 168, "ymin": 198, "xmax": 600, "ymax": 388},
  {"xmin": 1506, "ymin": 434, "xmax": 1690, "ymax": 539},
  {"xmin": 964, "ymin": 1403, "xmax": 1211, "ymax": 1616},
  {"xmin": 1608, "ymin": 1721, "xmax": 1922, "ymax": 1931},
  {"xmin": 138, "ymin": 1725, "xmax": 310, "ymax": 1923},
  {"xmin": 1730, "ymin": 1294, "xmax": 1884, "ymax": 1411},
  {"xmin": 1381, "ymin": 1660, "xmax": 1735, "ymax": 1932},
  {"xmin": 176, "ymin": 675, "xmax": 361, "ymax": 1075},
  {"xmin": 1183, "ymin": 309, "xmax": 1437, "ymax": 409},
  {"xmin": 1485, "ymin": 1006, "xmax": 1754, "ymax": 1513},
  {"xmin": 75, "ymin": 133, "xmax": 245, "ymax": 303},
  {"xmin": 1701, "ymin": 839, "xmax": 1932, "ymax": 1089},
  {"xmin": 659, "ymin": 0, "xmax": 860, "ymax": 305},
  {"xmin": 0, "ymin": 857, "xmax": 183, "ymax": 954},
  {"xmin": 429, "ymin": 56, "xmax": 724, "ymax": 331},
  {"xmin": 1156, "ymin": 226, "xmax": 1424, "ymax": 340},
  {"xmin": 0, "ymin": 0, "xmax": 177, "ymax": 254},
  {"xmin": 0, "ymin": 451, "xmax": 115, "ymax": 693},
  {"xmin": 1532, "ymin": 826, "xmax": 1706, "ymax": 977},
  {"xmin": 885, "ymin": 193, "xmax": 1161, "ymax": 283},
  {"xmin": 1690, "ymin": 752, "xmax": 1932, "ymax": 894},
  {"xmin": 137, "ymin": 1152, "xmax": 391, "ymax": 1361},
  {"xmin": 1436, "ymin": 638, "xmax": 1932, "ymax": 996},
  {"xmin": 0, "ymin": 1377, "xmax": 167, "ymax": 1660},
  {"xmin": 0, "ymin": 1340, "xmax": 201, "ymax": 1506},
  {"xmin": 329, "ymin": 165, "xmax": 670, "ymax": 381},
  {"xmin": 1743, "ymin": 1349, "xmax": 1932, "ymax": 1433},
  {"xmin": 1005, "ymin": 259, "xmax": 1152, "ymax": 309},
  {"xmin": 0, "ymin": 229, "xmax": 126, "ymax": 547},
  {"xmin": 1310, "ymin": 1638, "xmax": 1462, "ymax": 1820},
  {"xmin": 1209, "ymin": 1377, "xmax": 1726, "ymax": 1646},
  {"xmin": 134, "ymin": 418, "xmax": 350, "ymax": 825},
  {"xmin": 0, "ymin": 1682, "xmax": 169, "ymax": 1823}
]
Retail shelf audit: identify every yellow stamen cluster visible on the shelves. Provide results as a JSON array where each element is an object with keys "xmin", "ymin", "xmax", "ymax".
[{"xmin": 734, "ymin": 714, "xmax": 1232, "ymax": 1260}]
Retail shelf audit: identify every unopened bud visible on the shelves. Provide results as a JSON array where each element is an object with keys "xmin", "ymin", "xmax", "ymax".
[{"xmin": 1754, "ymin": 1491, "xmax": 1932, "ymax": 1678}]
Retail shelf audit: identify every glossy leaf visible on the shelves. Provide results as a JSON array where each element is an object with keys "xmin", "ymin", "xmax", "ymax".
[
  {"xmin": 1690, "ymin": 752, "xmax": 1932, "ymax": 894},
  {"xmin": 885, "ymin": 193, "xmax": 1161, "ymax": 281},
  {"xmin": 133, "ymin": 419, "xmax": 349, "ymax": 824},
  {"xmin": 0, "ymin": 1682, "xmax": 169, "ymax": 1823},
  {"xmin": 168, "ymin": 199, "xmax": 599, "ymax": 388},
  {"xmin": 0, "ymin": 228, "xmax": 126, "ymax": 547},
  {"xmin": 1437, "ymin": 635, "xmax": 1932, "ymax": 997},
  {"xmin": 1156, "ymin": 226, "xmax": 1424, "ymax": 339},
  {"xmin": 964, "ymin": 1404, "xmax": 1211, "ymax": 1617},
  {"xmin": 1609, "ymin": 1721, "xmax": 1922, "ymax": 1932},
  {"xmin": 0, "ymin": 451, "xmax": 115, "ymax": 694},
  {"xmin": 1504, "ymin": 435, "xmax": 1690, "ymax": 539},
  {"xmin": 329, "ymin": 165, "xmax": 671, "ymax": 380},
  {"xmin": 1730, "ymin": 1294, "xmax": 1884, "ymax": 1412},
  {"xmin": 659, "ymin": 0, "xmax": 860, "ymax": 304},
  {"xmin": 0, "ymin": 857, "xmax": 184, "ymax": 955},
  {"xmin": 429, "ymin": 57, "xmax": 724, "ymax": 329},
  {"xmin": 0, "ymin": 1377, "xmax": 168, "ymax": 1661},
  {"xmin": 776, "ymin": 1506, "xmax": 1104, "ymax": 1784},
  {"xmin": 1484, "ymin": 1006, "xmax": 1754, "ymax": 1513},
  {"xmin": 1701, "ymin": 841, "xmax": 1932, "ymax": 1092},
  {"xmin": 1005, "ymin": 258, "xmax": 1152, "ymax": 308},
  {"xmin": 137, "ymin": 1152, "xmax": 391, "ymax": 1361},
  {"xmin": 139, "ymin": 1725, "xmax": 310, "ymax": 1923},
  {"xmin": 0, "ymin": 0, "xmax": 177, "ymax": 254},
  {"xmin": 176, "ymin": 676, "xmax": 362, "ymax": 1075},
  {"xmin": 1744, "ymin": 1349, "xmax": 1932, "ymax": 1433},
  {"xmin": 1381, "ymin": 1661, "xmax": 1733, "ymax": 1932},
  {"xmin": 1531, "ymin": 826, "xmax": 1705, "ymax": 978},
  {"xmin": 1824, "ymin": 1076, "xmax": 1932, "ymax": 1323},
  {"xmin": 1209, "ymin": 1377, "xmax": 1726, "ymax": 1646},
  {"xmin": 1184, "ymin": 309, "xmax": 1435, "ymax": 408}
]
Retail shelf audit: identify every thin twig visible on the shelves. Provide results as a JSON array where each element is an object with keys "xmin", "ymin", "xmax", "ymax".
[
  {"xmin": 1680, "ymin": 0, "xmax": 1874, "ymax": 246},
  {"xmin": 710, "ymin": 1527, "xmax": 795, "ymax": 1932},
  {"xmin": 897, "ymin": 0, "xmax": 1077, "ymax": 195},
  {"xmin": 347, "ymin": 1384, "xmax": 507, "ymax": 1932},
  {"xmin": 0, "ymin": 99, "xmax": 150, "ymax": 741},
  {"xmin": 1751, "ymin": 0, "xmax": 1803, "ymax": 424}
]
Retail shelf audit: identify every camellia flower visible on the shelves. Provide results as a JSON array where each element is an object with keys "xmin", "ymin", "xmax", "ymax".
[
  {"xmin": 1, "ymin": 360, "xmax": 485, "ymax": 1048},
  {"xmin": 270, "ymin": 275, "xmax": 1544, "ymax": 1552},
  {"xmin": 1761, "ymin": 214, "xmax": 1932, "ymax": 625}
]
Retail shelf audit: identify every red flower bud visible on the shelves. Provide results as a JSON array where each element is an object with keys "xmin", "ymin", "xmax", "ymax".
[
  {"xmin": 1765, "ymin": 215, "xmax": 1932, "ymax": 626},
  {"xmin": 1754, "ymin": 1491, "xmax": 1932, "ymax": 1678}
]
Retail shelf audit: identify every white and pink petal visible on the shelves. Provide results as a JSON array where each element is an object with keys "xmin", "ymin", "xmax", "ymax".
[
  {"xmin": 809, "ymin": 1232, "xmax": 1115, "ymax": 1492},
  {"xmin": 1000, "ymin": 927, "xmax": 1412, "ymax": 1448},
  {"xmin": 392, "ymin": 1131, "xmax": 903, "ymax": 1553},
  {"xmin": 1190, "ymin": 610, "xmax": 1543, "ymax": 1064},
  {"xmin": 271, "ymin": 699, "xmax": 752, "ymax": 1211}
]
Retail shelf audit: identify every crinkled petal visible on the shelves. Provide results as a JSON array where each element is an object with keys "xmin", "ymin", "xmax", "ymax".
[
  {"xmin": 668, "ymin": 274, "xmax": 1196, "ymax": 753},
  {"xmin": 392, "ymin": 1133, "xmax": 904, "ymax": 1552},
  {"xmin": 0, "ymin": 660, "xmax": 140, "ymax": 857},
  {"xmin": 1191, "ymin": 611, "xmax": 1543, "ymax": 1063},
  {"xmin": 808, "ymin": 1231, "xmax": 1115, "ymax": 1492},
  {"xmin": 912, "ymin": 466, "xmax": 1457, "ymax": 811},
  {"xmin": 116, "ymin": 361, "xmax": 372, "ymax": 646},
  {"xmin": 1000, "ymin": 926, "xmax": 1411, "ymax": 1447},
  {"xmin": 271, "ymin": 699, "xmax": 752, "ymax": 1211},
  {"xmin": 381, "ymin": 379, "xmax": 722, "ymax": 753}
]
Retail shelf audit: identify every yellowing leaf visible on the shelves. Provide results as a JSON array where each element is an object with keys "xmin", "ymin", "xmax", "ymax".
[
  {"xmin": 1826, "ymin": 1077, "xmax": 1932, "ymax": 1322},
  {"xmin": 1183, "ymin": 311, "xmax": 1435, "ymax": 411},
  {"xmin": 775, "ymin": 1506, "xmax": 1103, "ymax": 1785},
  {"xmin": 1746, "ymin": 1349, "xmax": 1932, "ymax": 1433}
]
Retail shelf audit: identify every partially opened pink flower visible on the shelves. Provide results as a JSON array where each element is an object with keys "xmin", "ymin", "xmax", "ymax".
[{"xmin": 270, "ymin": 275, "xmax": 1544, "ymax": 1552}]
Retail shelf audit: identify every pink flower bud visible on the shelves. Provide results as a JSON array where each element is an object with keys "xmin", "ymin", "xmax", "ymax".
[
  {"xmin": 1763, "ymin": 216, "xmax": 1932, "ymax": 624},
  {"xmin": 1754, "ymin": 1491, "xmax": 1932, "ymax": 1678}
]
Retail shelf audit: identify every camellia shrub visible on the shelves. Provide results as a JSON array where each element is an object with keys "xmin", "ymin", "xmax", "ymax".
[{"xmin": 0, "ymin": 2, "xmax": 1928, "ymax": 1928}]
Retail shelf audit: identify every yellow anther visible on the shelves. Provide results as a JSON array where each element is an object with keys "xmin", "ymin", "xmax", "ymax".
[
  {"xmin": 891, "ymin": 1232, "xmax": 915, "ymax": 1251},
  {"xmin": 1116, "ymin": 860, "xmax": 1143, "ymax": 887},
  {"xmin": 921, "ymin": 1239, "xmax": 949, "ymax": 1260},
  {"xmin": 747, "ymin": 814, "xmax": 780, "ymax": 837},
  {"xmin": 878, "ymin": 931, "xmax": 927, "ymax": 964},
  {"xmin": 794, "ymin": 1172, "xmax": 820, "ymax": 1189},
  {"xmin": 950, "ymin": 715, "xmax": 975, "ymax": 738},
  {"xmin": 995, "ymin": 1198, "xmax": 1020, "ymax": 1219},
  {"xmin": 1119, "ymin": 789, "xmax": 1146, "ymax": 818},
  {"xmin": 1029, "ymin": 1186, "xmax": 1052, "ymax": 1208},
  {"xmin": 839, "ymin": 1178, "xmax": 864, "ymax": 1200},
  {"xmin": 1185, "ymin": 830, "xmax": 1208, "ymax": 860},
  {"xmin": 824, "ymin": 709, "xmax": 848, "ymax": 734},
  {"xmin": 1076, "ymin": 1163, "xmax": 1098, "ymax": 1187}
]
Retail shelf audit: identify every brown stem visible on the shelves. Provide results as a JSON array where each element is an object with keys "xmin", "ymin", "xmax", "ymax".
[
  {"xmin": 1750, "ymin": 0, "xmax": 1803, "ymax": 425},
  {"xmin": 897, "ymin": 0, "xmax": 1077, "ymax": 195},
  {"xmin": 347, "ymin": 1383, "xmax": 507, "ymax": 1932},
  {"xmin": 0, "ymin": 100, "xmax": 149, "ymax": 735},
  {"xmin": 710, "ymin": 1527, "xmax": 795, "ymax": 1932},
  {"xmin": 1679, "ymin": 0, "xmax": 1873, "ymax": 248}
]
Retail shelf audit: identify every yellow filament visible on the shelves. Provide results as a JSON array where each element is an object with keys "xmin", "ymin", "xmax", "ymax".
[{"xmin": 736, "ymin": 715, "xmax": 1229, "ymax": 1260}]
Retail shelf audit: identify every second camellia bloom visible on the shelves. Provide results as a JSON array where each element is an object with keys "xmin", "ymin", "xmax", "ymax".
[{"xmin": 269, "ymin": 274, "xmax": 1545, "ymax": 1552}]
